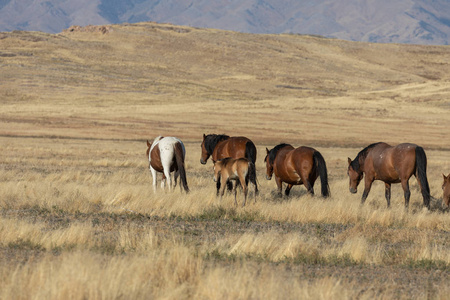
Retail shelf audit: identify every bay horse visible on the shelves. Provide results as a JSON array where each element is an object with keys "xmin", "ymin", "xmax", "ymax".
[
  {"xmin": 442, "ymin": 174, "xmax": 450, "ymax": 210},
  {"xmin": 264, "ymin": 143, "xmax": 330, "ymax": 197},
  {"xmin": 347, "ymin": 142, "xmax": 430, "ymax": 209},
  {"xmin": 213, "ymin": 158, "xmax": 257, "ymax": 207},
  {"xmin": 201, "ymin": 134, "xmax": 258, "ymax": 194},
  {"xmin": 146, "ymin": 136, "xmax": 189, "ymax": 193}
]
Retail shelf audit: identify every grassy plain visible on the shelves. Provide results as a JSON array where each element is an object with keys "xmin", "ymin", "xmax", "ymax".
[{"xmin": 0, "ymin": 22, "xmax": 449, "ymax": 299}]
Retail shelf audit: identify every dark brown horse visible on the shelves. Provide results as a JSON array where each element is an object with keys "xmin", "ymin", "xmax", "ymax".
[
  {"xmin": 347, "ymin": 142, "xmax": 430, "ymax": 209},
  {"xmin": 264, "ymin": 143, "xmax": 330, "ymax": 197},
  {"xmin": 146, "ymin": 136, "xmax": 189, "ymax": 193},
  {"xmin": 442, "ymin": 174, "xmax": 450, "ymax": 210},
  {"xmin": 200, "ymin": 134, "xmax": 257, "ymax": 164},
  {"xmin": 213, "ymin": 158, "xmax": 257, "ymax": 207},
  {"xmin": 201, "ymin": 134, "xmax": 258, "ymax": 194}
]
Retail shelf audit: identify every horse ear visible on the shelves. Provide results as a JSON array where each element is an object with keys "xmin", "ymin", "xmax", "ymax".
[
  {"xmin": 147, "ymin": 140, "xmax": 151, "ymax": 147},
  {"xmin": 347, "ymin": 157, "xmax": 352, "ymax": 165},
  {"xmin": 203, "ymin": 134, "xmax": 206, "ymax": 140},
  {"xmin": 444, "ymin": 173, "xmax": 449, "ymax": 181},
  {"xmin": 266, "ymin": 148, "xmax": 270, "ymax": 154}
]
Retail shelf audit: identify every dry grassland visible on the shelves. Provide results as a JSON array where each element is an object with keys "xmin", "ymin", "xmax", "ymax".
[{"xmin": 0, "ymin": 22, "xmax": 449, "ymax": 299}]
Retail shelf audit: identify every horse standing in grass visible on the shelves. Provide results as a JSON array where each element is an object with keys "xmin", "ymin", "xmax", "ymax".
[
  {"xmin": 201, "ymin": 134, "xmax": 258, "ymax": 194},
  {"xmin": 442, "ymin": 174, "xmax": 450, "ymax": 210},
  {"xmin": 347, "ymin": 142, "xmax": 430, "ymax": 209},
  {"xmin": 213, "ymin": 158, "xmax": 257, "ymax": 207},
  {"xmin": 146, "ymin": 136, "xmax": 189, "ymax": 193},
  {"xmin": 264, "ymin": 143, "xmax": 330, "ymax": 197}
]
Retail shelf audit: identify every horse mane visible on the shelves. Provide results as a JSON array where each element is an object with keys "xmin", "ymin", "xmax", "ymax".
[
  {"xmin": 266, "ymin": 143, "xmax": 291, "ymax": 164},
  {"xmin": 204, "ymin": 134, "xmax": 230, "ymax": 155},
  {"xmin": 351, "ymin": 142, "xmax": 382, "ymax": 172}
]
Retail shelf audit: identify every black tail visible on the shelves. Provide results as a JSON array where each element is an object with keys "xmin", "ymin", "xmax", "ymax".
[
  {"xmin": 245, "ymin": 141, "xmax": 257, "ymax": 164},
  {"xmin": 313, "ymin": 151, "xmax": 330, "ymax": 198},
  {"xmin": 174, "ymin": 142, "xmax": 189, "ymax": 193},
  {"xmin": 415, "ymin": 146, "xmax": 430, "ymax": 208},
  {"xmin": 246, "ymin": 161, "xmax": 258, "ymax": 194}
]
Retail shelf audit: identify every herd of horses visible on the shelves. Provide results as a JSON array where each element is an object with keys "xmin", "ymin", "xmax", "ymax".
[{"xmin": 147, "ymin": 134, "xmax": 450, "ymax": 210}]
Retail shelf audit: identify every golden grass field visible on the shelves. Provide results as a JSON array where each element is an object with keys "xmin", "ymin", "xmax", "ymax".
[{"xmin": 0, "ymin": 22, "xmax": 449, "ymax": 299}]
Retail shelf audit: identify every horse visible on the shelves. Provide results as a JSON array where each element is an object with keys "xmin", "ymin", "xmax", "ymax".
[
  {"xmin": 264, "ymin": 143, "xmax": 330, "ymax": 197},
  {"xmin": 347, "ymin": 142, "xmax": 430, "ymax": 209},
  {"xmin": 201, "ymin": 134, "xmax": 258, "ymax": 194},
  {"xmin": 442, "ymin": 174, "xmax": 450, "ymax": 210},
  {"xmin": 146, "ymin": 136, "xmax": 189, "ymax": 193},
  {"xmin": 213, "ymin": 157, "xmax": 257, "ymax": 207}
]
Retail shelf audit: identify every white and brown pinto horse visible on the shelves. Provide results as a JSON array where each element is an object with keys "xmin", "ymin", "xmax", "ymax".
[{"xmin": 146, "ymin": 136, "xmax": 189, "ymax": 193}]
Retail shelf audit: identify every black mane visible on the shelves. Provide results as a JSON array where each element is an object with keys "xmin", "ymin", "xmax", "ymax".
[
  {"xmin": 204, "ymin": 134, "xmax": 230, "ymax": 155},
  {"xmin": 350, "ymin": 142, "xmax": 382, "ymax": 172},
  {"xmin": 266, "ymin": 143, "xmax": 291, "ymax": 164}
]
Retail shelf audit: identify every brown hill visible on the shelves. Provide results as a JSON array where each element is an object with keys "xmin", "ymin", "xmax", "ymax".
[{"xmin": 0, "ymin": 22, "xmax": 449, "ymax": 148}]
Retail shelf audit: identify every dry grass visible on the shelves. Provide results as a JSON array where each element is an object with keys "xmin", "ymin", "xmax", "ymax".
[{"xmin": 0, "ymin": 22, "xmax": 449, "ymax": 299}]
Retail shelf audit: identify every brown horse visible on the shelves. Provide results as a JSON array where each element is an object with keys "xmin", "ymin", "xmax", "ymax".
[
  {"xmin": 347, "ymin": 142, "xmax": 430, "ymax": 209},
  {"xmin": 442, "ymin": 174, "xmax": 450, "ymax": 210},
  {"xmin": 264, "ymin": 143, "xmax": 330, "ymax": 197},
  {"xmin": 213, "ymin": 158, "xmax": 257, "ymax": 207},
  {"xmin": 201, "ymin": 134, "xmax": 258, "ymax": 194},
  {"xmin": 146, "ymin": 136, "xmax": 189, "ymax": 193}
]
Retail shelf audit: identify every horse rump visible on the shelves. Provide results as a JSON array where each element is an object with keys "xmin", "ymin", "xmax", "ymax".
[{"xmin": 174, "ymin": 142, "xmax": 189, "ymax": 193}]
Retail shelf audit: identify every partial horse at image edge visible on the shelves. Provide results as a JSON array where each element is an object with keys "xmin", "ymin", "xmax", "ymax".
[
  {"xmin": 147, "ymin": 136, "xmax": 189, "ymax": 193},
  {"xmin": 442, "ymin": 173, "xmax": 450, "ymax": 210}
]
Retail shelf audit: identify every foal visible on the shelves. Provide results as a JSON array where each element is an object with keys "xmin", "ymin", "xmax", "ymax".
[{"xmin": 213, "ymin": 158, "xmax": 257, "ymax": 207}]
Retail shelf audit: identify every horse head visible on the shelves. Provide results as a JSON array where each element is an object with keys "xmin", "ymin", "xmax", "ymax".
[
  {"xmin": 264, "ymin": 148, "xmax": 274, "ymax": 180},
  {"xmin": 347, "ymin": 157, "xmax": 363, "ymax": 194},
  {"xmin": 200, "ymin": 134, "xmax": 210, "ymax": 164},
  {"xmin": 442, "ymin": 173, "xmax": 450, "ymax": 210}
]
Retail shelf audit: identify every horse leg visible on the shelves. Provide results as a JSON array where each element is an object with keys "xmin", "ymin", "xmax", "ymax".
[
  {"xmin": 160, "ymin": 174, "xmax": 166, "ymax": 190},
  {"xmin": 361, "ymin": 177, "xmax": 374, "ymax": 205},
  {"xmin": 163, "ymin": 169, "xmax": 172, "ymax": 192},
  {"xmin": 150, "ymin": 167, "xmax": 158, "ymax": 193},
  {"xmin": 275, "ymin": 176, "xmax": 283, "ymax": 197},
  {"xmin": 216, "ymin": 176, "xmax": 221, "ymax": 197},
  {"xmin": 239, "ymin": 177, "xmax": 248, "ymax": 207},
  {"xmin": 233, "ymin": 181, "xmax": 238, "ymax": 207},
  {"xmin": 174, "ymin": 170, "xmax": 179, "ymax": 191},
  {"xmin": 385, "ymin": 183, "xmax": 391, "ymax": 208},
  {"xmin": 300, "ymin": 174, "xmax": 314, "ymax": 196},
  {"xmin": 401, "ymin": 179, "xmax": 411, "ymax": 209},
  {"xmin": 219, "ymin": 177, "xmax": 227, "ymax": 201},
  {"xmin": 285, "ymin": 184, "xmax": 293, "ymax": 196}
]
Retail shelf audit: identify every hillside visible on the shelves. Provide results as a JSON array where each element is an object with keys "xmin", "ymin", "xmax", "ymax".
[
  {"xmin": 0, "ymin": 23, "xmax": 449, "ymax": 299},
  {"xmin": 1, "ymin": 22, "xmax": 449, "ymax": 148},
  {"xmin": 0, "ymin": 0, "xmax": 450, "ymax": 45}
]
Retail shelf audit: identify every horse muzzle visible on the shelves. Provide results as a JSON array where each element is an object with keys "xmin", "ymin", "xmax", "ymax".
[
  {"xmin": 200, "ymin": 159, "xmax": 207, "ymax": 165},
  {"xmin": 266, "ymin": 175, "xmax": 272, "ymax": 180},
  {"xmin": 349, "ymin": 187, "xmax": 357, "ymax": 194}
]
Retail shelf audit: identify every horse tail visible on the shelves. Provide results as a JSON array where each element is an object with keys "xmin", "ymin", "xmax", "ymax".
[
  {"xmin": 415, "ymin": 146, "xmax": 430, "ymax": 208},
  {"xmin": 245, "ymin": 141, "xmax": 257, "ymax": 164},
  {"xmin": 313, "ymin": 151, "xmax": 330, "ymax": 198},
  {"xmin": 246, "ymin": 161, "xmax": 258, "ymax": 194},
  {"xmin": 174, "ymin": 142, "xmax": 189, "ymax": 193}
]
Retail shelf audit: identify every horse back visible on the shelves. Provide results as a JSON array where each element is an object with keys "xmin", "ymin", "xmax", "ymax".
[
  {"xmin": 149, "ymin": 137, "xmax": 180, "ymax": 173},
  {"xmin": 369, "ymin": 143, "xmax": 417, "ymax": 182},
  {"xmin": 288, "ymin": 146, "xmax": 316, "ymax": 177},
  {"xmin": 213, "ymin": 136, "xmax": 252, "ymax": 161}
]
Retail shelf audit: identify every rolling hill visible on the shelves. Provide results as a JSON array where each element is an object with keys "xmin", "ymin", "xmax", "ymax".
[{"xmin": 0, "ymin": 0, "xmax": 449, "ymax": 44}]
